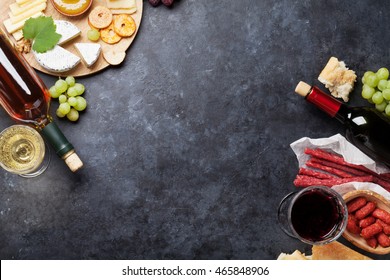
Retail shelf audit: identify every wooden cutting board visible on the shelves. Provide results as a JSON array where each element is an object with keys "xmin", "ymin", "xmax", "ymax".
[{"xmin": 0, "ymin": 0, "xmax": 143, "ymax": 77}]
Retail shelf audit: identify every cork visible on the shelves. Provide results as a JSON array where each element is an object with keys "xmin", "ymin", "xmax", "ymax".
[
  {"xmin": 295, "ymin": 81, "xmax": 312, "ymax": 97},
  {"xmin": 64, "ymin": 152, "xmax": 83, "ymax": 172}
]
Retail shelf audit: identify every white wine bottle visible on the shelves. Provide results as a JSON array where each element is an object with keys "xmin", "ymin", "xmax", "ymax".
[{"xmin": 0, "ymin": 28, "xmax": 82, "ymax": 172}]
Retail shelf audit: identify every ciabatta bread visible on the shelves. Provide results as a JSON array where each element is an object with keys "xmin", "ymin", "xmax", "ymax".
[{"xmin": 318, "ymin": 57, "xmax": 357, "ymax": 102}]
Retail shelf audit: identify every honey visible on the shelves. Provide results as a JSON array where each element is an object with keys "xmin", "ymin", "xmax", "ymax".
[{"xmin": 52, "ymin": 0, "xmax": 92, "ymax": 16}]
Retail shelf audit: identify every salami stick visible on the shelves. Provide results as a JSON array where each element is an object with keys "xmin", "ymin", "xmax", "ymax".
[
  {"xmin": 298, "ymin": 167, "xmax": 336, "ymax": 179},
  {"xmin": 310, "ymin": 157, "xmax": 368, "ymax": 177},
  {"xmin": 309, "ymin": 157, "xmax": 390, "ymax": 191},
  {"xmin": 305, "ymin": 148, "xmax": 390, "ymax": 187},
  {"xmin": 381, "ymin": 173, "xmax": 390, "ymax": 180},
  {"xmin": 305, "ymin": 148, "xmax": 383, "ymax": 175},
  {"xmin": 372, "ymin": 178, "xmax": 390, "ymax": 192},
  {"xmin": 306, "ymin": 160, "xmax": 353, "ymax": 178},
  {"xmin": 293, "ymin": 175, "xmax": 374, "ymax": 187}
]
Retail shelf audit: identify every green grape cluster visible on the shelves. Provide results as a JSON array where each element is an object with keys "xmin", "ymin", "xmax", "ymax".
[
  {"xmin": 49, "ymin": 76, "xmax": 88, "ymax": 122},
  {"xmin": 361, "ymin": 67, "xmax": 390, "ymax": 116}
]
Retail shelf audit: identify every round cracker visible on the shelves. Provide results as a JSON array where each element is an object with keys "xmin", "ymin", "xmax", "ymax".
[
  {"xmin": 100, "ymin": 22, "xmax": 122, "ymax": 44},
  {"xmin": 88, "ymin": 6, "xmax": 113, "ymax": 29},
  {"xmin": 113, "ymin": 14, "xmax": 137, "ymax": 37}
]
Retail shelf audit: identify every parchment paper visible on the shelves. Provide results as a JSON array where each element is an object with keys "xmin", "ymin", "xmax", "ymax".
[
  {"xmin": 290, "ymin": 134, "xmax": 390, "ymax": 201},
  {"xmin": 290, "ymin": 134, "xmax": 390, "ymax": 174}
]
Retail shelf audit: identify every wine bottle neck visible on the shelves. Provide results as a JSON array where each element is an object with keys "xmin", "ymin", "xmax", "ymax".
[
  {"xmin": 306, "ymin": 86, "xmax": 345, "ymax": 121},
  {"xmin": 40, "ymin": 122, "xmax": 74, "ymax": 158}
]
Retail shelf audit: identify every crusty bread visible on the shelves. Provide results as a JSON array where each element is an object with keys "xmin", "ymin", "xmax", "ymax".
[
  {"xmin": 277, "ymin": 241, "xmax": 371, "ymax": 260},
  {"xmin": 318, "ymin": 56, "xmax": 357, "ymax": 102},
  {"xmin": 312, "ymin": 241, "xmax": 371, "ymax": 260},
  {"xmin": 277, "ymin": 250, "xmax": 310, "ymax": 260}
]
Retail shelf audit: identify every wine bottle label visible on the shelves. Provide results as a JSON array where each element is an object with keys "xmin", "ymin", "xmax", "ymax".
[{"xmin": 352, "ymin": 116, "xmax": 367, "ymax": 126}]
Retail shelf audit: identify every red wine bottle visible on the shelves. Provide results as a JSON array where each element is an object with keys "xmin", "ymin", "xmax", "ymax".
[
  {"xmin": 0, "ymin": 29, "xmax": 82, "ymax": 172},
  {"xmin": 296, "ymin": 81, "xmax": 390, "ymax": 167}
]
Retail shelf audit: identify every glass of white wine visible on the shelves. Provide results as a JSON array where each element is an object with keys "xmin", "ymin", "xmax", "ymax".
[{"xmin": 0, "ymin": 125, "xmax": 50, "ymax": 178}]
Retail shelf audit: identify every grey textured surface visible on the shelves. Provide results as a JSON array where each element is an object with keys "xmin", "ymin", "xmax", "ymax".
[{"xmin": 1, "ymin": 0, "xmax": 390, "ymax": 259}]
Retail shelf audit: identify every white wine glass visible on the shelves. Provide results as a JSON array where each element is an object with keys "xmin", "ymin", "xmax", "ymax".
[{"xmin": 0, "ymin": 125, "xmax": 50, "ymax": 178}]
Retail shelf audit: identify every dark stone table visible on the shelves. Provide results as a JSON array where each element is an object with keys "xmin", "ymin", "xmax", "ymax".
[{"xmin": 1, "ymin": 0, "xmax": 390, "ymax": 260}]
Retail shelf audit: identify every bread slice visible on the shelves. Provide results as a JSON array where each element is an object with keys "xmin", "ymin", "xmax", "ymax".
[
  {"xmin": 318, "ymin": 56, "xmax": 357, "ymax": 102},
  {"xmin": 277, "ymin": 241, "xmax": 371, "ymax": 260},
  {"xmin": 277, "ymin": 250, "xmax": 310, "ymax": 260},
  {"xmin": 311, "ymin": 241, "xmax": 371, "ymax": 260}
]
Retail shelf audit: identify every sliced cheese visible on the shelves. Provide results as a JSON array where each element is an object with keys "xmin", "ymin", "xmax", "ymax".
[
  {"xmin": 12, "ymin": 30, "xmax": 24, "ymax": 41},
  {"xmin": 110, "ymin": 7, "xmax": 137, "ymax": 14},
  {"xmin": 16, "ymin": 0, "xmax": 31, "ymax": 5},
  {"xmin": 9, "ymin": 2, "xmax": 47, "ymax": 24},
  {"xmin": 3, "ymin": 11, "xmax": 43, "ymax": 34},
  {"xmin": 55, "ymin": 20, "xmax": 81, "ymax": 45},
  {"xmin": 33, "ymin": 45, "xmax": 81, "ymax": 73},
  {"xmin": 74, "ymin": 43, "xmax": 101, "ymax": 67},
  {"xmin": 10, "ymin": 0, "xmax": 46, "ymax": 16},
  {"xmin": 106, "ymin": 0, "xmax": 136, "ymax": 9}
]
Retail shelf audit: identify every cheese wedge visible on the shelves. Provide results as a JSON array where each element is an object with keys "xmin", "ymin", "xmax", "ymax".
[
  {"xmin": 75, "ymin": 43, "xmax": 101, "ymax": 67},
  {"xmin": 9, "ymin": 2, "xmax": 47, "ymax": 24},
  {"xmin": 33, "ymin": 45, "xmax": 81, "ymax": 73},
  {"xmin": 55, "ymin": 20, "xmax": 81, "ymax": 45},
  {"xmin": 106, "ymin": 0, "xmax": 136, "ymax": 9},
  {"xmin": 10, "ymin": 0, "xmax": 46, "ymax": 16},
  {"xmin": 3, "ymin": 11, "xmax": 43, "ymax": 34}
]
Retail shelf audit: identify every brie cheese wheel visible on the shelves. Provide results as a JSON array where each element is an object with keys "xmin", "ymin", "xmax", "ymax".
[
  {"xmin": 74, "ymin": 43, "xmax": 101, "ymax": 67},
  {"xmin": 55, "ymin": 20, "xmax": 81, "ymax": 45},
  {"xmin": 33, "ymin": 45, "xmax": 80, "ymax": 73}
]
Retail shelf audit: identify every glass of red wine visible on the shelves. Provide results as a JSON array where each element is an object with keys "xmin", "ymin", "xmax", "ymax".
[{"xmin": 277, "ymin": 186, "xmax": 348, "ymax": 245}]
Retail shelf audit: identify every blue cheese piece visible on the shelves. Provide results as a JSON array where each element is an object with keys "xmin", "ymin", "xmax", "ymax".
[
  {"xmin": 33, "ymin": 45, "xmax": 80, "ymax": 73},
  {"xmin": 74, "ymin": 43, "xmax": 101, "ymax": 67},
  {"xmin": 55, "ymin": 20, "xmax": 81, "ymax": 45}
]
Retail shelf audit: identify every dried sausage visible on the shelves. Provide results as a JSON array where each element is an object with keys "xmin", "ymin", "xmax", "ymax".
[
  {"xmin": 377, "ymin": 219, "xmax": 390, "ymax": 235},
  {"xmin": 365, "ymin": 237, "xmax": 378, "ymax": 248},
  {"xmin": 359, "ymin": 216, "xmax": 376, "ymax": 228},
  {"xmin": 347, "ymin": 215, "xmax": 360, "ymax": 234},
  {"xmin": 360, "ymin": 222, "xmax": 382, "ymax": 239},
  {"xmin": 355, "ymin": 201, "xmax": 376, "ymax": 220},
  {"xmin": 372, "ymin": 208, "xmax": 390, "ymax": 225},
  {"xmin": 293, "ymin": 175, "xmax": 373, "ymax": 188},
  {"xmin": 347, "ymin": 197, "xmax": 367, "ymax": 213},
  {"xmin": 377, "ymin": 233, "xmax": 390, "ymax": 248}
]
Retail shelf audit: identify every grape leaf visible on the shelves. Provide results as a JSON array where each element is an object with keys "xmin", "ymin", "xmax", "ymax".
[{"xmin": 23, "ymin": 16, "xmax": 61, "ymax": 53}]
